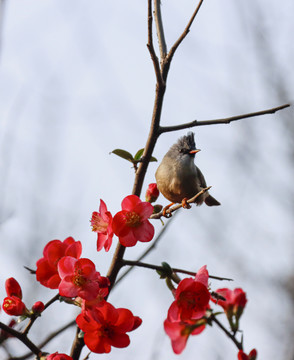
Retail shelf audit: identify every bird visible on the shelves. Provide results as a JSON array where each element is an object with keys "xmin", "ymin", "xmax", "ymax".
[{"xmin": 155, "ymin": 132, "xmax": 220, "ymax": 209}]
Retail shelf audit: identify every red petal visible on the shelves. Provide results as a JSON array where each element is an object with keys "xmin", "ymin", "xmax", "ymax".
[
  {"xmin": 121, "ymin": 195, "xmax": 141, "ymax": 211},
  {"xmin": 133, "ymin": 221, "xmax": 154, "ymax": 242},
  {"xmin": 194, "ymin": 265, "xmax": 209, "ymax": 287},
  {"xmin": 118, "ymin": 232, "xmax": 138, "ymax": 247},
  {"xmin": 58, "ymin": 256, "xmax": 77, "ymax": 278},
  {"xmin": 134, "ymin": 201, "xmax": 153, "ymax": 220}
]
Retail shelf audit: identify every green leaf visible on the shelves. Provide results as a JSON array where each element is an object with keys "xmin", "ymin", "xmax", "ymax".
[
  {"xmin": 111, "ymin": 149, "xmax": 134, "ymax": 162},
  {"xmin": 150, "ymin": 156, "xmax": 158, "ymax": 162},
  {"xmin": 134, "ymin": 148, "xmax": 144, "ymax": 161}
]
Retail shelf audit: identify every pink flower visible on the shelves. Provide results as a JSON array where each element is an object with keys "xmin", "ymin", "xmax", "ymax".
[
  {"xmin": 36, "ymin": 237, "xmax": 82, "ymax": 289},
  {"xmin": 145, "ymin": 183, "xmax": 159, "ymax": 203},
  {"xmin": 76, "ymin": 302, "xmax": 142, "ymax": 354},
  {"xmin": 91, "ymin": 199, "xmax": 113, "ymax": 252},
  {"xmin": 58, "ymin": 257, "xmax": 101, "ymax": 301},
  {"xmin": 238, "ymin": 349, "xmax": 257, "ymax": 360},
  {"xmin": 112, "ymin": 195, "xmax": 154, "ymax": 247}
]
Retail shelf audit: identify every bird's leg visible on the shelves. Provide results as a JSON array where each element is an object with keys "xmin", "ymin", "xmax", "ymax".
[
  {"xmin": 162, "ymin": 203, "xmax": 174, "ymax": 218},
  {"xmin": 181, "ymin": 198, "xmax": 191, "ymax": 209}
]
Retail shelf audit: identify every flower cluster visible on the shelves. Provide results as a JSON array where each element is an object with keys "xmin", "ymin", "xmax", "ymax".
[
  {"xmin": 33, "ymin": 229, "xmax": 142, "ymax": 354},
  {"xmin": 163, "ymin": 266, "xmax": 255, "ymax": 358},
  {"xmin": 2, "ymin": 278, "xmax": 27, "ymax": 316}
]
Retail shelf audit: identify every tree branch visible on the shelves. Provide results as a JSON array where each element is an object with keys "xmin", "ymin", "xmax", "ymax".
[
  {"xmin": 211, "ymin": 314, "xmax": 243, "ymax": 351},
  {"xmin": 0, "ymin": 322, "xmax": 42, "ymax": 360},
  {"xmin": 147, "ymin": 0, "xmax": 163, "ymax": 85},
  {"xmin": 150, "ymin": 186, "xmax": 211, "ymax": 219},
  {"xmin": 121, "ymin": 260, "xmax": 233, "ymax": 281},
  {"xmin": 159, "ymin": 103, "xmax": 290, "ymax": 133},
  {"xmin": 153, "ymin": 0, "xmax": 167, "ymax": 62}
]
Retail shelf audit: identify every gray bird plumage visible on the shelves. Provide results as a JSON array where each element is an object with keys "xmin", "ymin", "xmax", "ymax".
[{"xmin": 155, "ymin": 132, "xmax": 220, "ymax": 206}]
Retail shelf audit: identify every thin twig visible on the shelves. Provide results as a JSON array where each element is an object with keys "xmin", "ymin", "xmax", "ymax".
[
  {"xmin": 153, "ymin": 0, "xmax": 167, "ymax": 61},
  {"xmin": 10, "ymin": 320, "xmax": 76, "ymax": 360},
  {"xmin": 159, "ymin": 103, "xmax": 291, "ymax": 133},
  {"xmin": 121, "ymin": 260, "xmax": 233, "ymax": 281},
  {"xmin": 211, "ymin": 314, "xmax": 243, "ymax": 351},
  {"xmin": 150, "ymin": 186, "xmax": 211, "ymax": 219},
  {"xmin": 162, "ymin": 0, "xmax": 204, "ymax": 80},
  {"xmin": 22, "ymin": 293, "xmax": 60, "ymax": 335},
  {"xmin": 0, "ymin": 322, "xmax": 42, "ymax": 359},
  {"xmin": 114, "ymin": 212, "xmax": 178, "ymax": 287}
]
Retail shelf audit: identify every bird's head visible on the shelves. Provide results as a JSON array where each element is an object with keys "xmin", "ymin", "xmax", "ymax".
[{"xmin": 168, "ymin": 132, "xmax": 201, "ymax": 159}]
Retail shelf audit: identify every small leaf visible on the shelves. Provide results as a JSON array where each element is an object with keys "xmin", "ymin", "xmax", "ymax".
[
  {"xmin": 134, "ymin": 148, "xmax": 144, "ymax": 161},
  {"xmin": 150, "ymin": 156, "xmax": 158, "ymax": 162},
  {"xmin": 111, "ymin": 149, "xmax": 134, "ymax": 162}
]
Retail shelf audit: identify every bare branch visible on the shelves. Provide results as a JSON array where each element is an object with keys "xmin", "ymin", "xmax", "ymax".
[
  {"xmin": 121, "ymin": 260, "xmax": 233, "ymax": 281},
  {"xmin": 153, "ymin": 0, "xmax": 167, "ymax": 61},
  {"xmin": 159, "ymin": 103, "xmax": 291, "ymax": 134},
  {"xmin": 147, "ymin": 0, "xmax": 163, "ymax": 85}
]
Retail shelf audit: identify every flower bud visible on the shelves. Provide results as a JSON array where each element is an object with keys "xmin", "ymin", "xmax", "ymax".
[
  {"xmin": 5, "ymin": 278, "xmax": 22, "ymax": 299},
  {"xmin": 46, "ymin": 352, "xmax": 73, "ymax": 360},
  {"xmin": 145, "ymin": 183, "xmax": 159, "ymax": 203},
  {"xmin": 32, "ymin": 301, "xmax": 45, "ymax": 315}
]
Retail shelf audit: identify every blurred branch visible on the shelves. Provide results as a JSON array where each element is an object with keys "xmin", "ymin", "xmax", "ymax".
[
  {"xmin": 114, "ymin": 212, "xmax": 177, "ymax": 287},
  {"xmin": 0, "ymin": 0, "xmax": 6, "ymax": 59},
  {"xmin": 159, "ymin": 103, "xmax": 291, "ymax": 133},
  {"xmin": 0, "ymin": 322, "xmax": 42, "ymax": 360}
]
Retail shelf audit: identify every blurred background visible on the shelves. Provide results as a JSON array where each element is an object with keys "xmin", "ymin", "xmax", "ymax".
[{"xmin": 0, "ymin": 0, "xmax": 293, "ymax": 359}]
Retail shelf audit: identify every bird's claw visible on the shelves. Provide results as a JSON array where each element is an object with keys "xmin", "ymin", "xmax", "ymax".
[
  {"xmin": 162, "ymin": 203, "xmax": 174, "ymax": 218},
  {"xmin": 181, "ymin": 198, "xmax": 191, "ymax": 209}
]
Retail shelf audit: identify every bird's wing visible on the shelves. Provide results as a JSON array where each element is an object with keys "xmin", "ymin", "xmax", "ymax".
[{"xmin": 195, "ymin": 166, "xmax": 207, "ymax": 188}]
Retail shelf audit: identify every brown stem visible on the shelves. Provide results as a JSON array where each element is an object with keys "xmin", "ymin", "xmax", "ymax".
[{"xmin": 159, "ymin": 103, "xmax": 290, "ymax": 133}]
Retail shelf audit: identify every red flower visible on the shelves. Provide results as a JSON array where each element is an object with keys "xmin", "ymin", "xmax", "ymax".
[
  {"xmin": 2, "ymin": 296, "xmax": 27, "ymax": 316},
  {"xmin": 46, "ymin": 352, "xmax": 73, "ymax": 360},
  {"xmin": 164, "ymin": 303, "xmax": 206, "ymax": 354},
  {"xmin": 238, "ymin": 349, "xmax": 257, "ymax": 360},
  {"xmin": 58, "ymin": 256, "xmax": 101, "ymax": 300},
  {"xmin": 91, "ymin": 199, "xmax": 113, "ymax": 252},
  {"xmin": 212, "ymin": 288, "xmax": 247, "ymax": 313},
  {"xmin": 112, "ymin": 195, "xmax": 154, "ymax": 247},
  {"xmin": 145, "ymin": 183, "xmax": 159, "ymax": 203},
  {"xmin": 5, "ymin": 278, "xmax": 22, "ymax": 299},
  {"xmin": 76, "ymin": 302, "xmax": 142, "ymax": 354},
  {"xmin": 173, "ymin": 265, "xmax": 210, "ymax": 321},
  {"xmin": 36, "ymin": 237, "xmax": 82, "ymax": 289}
]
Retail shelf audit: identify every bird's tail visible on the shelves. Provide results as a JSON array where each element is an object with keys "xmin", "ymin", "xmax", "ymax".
[{"xmin": 205, "ymin": 195, "xmax": 221, "ymax": 206}]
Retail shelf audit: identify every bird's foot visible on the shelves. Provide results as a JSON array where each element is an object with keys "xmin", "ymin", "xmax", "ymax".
[
  {"xmin": 181, "ymin": 198, "xmax": 191, "ymax": 209},
  {"xmin": 162, "ymin": 203, "xmax": 174, "ymax": 218}
]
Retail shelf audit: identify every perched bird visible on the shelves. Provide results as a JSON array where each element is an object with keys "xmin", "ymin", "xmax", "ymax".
[{"xmin": 155, "ymin": 132, "xmax": 220, "ymax": 207}]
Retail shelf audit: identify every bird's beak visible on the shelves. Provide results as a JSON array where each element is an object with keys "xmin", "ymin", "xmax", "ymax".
[{"xmin": 189, "ymin": 149, "xmax": 201, "ymax": 154}]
